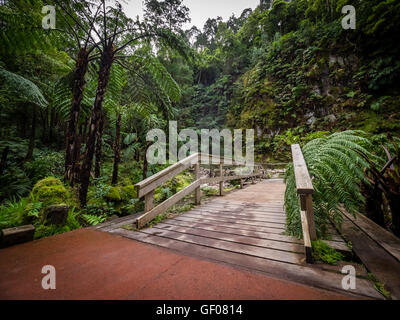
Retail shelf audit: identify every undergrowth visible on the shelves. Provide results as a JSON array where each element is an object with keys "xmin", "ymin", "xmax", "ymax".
[{"xmin": 311, "ymin": 240, "xmax": 344, "ymax": 265}]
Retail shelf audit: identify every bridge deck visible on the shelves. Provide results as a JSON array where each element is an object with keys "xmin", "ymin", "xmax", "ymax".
[{"xmin": 100, "ymin": 179, "xmax": 382, "ymax": 299}]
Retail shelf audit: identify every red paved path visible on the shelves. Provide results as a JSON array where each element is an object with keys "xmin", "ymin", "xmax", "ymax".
[{"xmin": 0, "ymin": 229, "xmax": 353, "ymax": 300}]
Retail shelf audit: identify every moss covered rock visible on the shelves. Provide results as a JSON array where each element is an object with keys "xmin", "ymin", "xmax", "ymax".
[
  {"xmin": 121, "ymin": 185, "xmax": 137, "ymax": 201},
  {"xmin": 32, "ymin": 177, "xmax": 63, "ymax": 195},
  {"xmin": 105, "ymin": 186, "xmax": 122, "ymax": 202},
  {"xmin": 32, "ymin": 177, "xmax": 69, "ymax": 207}
]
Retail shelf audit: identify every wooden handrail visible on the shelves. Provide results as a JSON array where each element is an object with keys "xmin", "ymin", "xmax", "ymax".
[
  {"xmin": 136, "ymin": 153, "xmax": 199, "ymax": 198},
  {"xmin": 134, "ymin": 153, "xmax": 264, "ymax": 229},
  {"xmin": 291, "ymin": 145, "xmax": 314, "ymax": 195},
  {"xmin": 291, "ymin": 144, "xmax": 317, "ymax": 264}
]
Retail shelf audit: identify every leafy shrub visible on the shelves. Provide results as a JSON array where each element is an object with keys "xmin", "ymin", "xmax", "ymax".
[
  {"xmin": 154, "ymin": 174, "xmax": 192, "ymax": 203},
  {"xmin": 82, "ymin": 214, "xmax": 107, "ymax": 226},
  {"xmin": 23, "ymin": 150, "xmax": 64, "ymax": 183},
  {"xmin": 24, "ymin": 196, "xmax": 43, "ymax": 219},
  {"xmin": 33, "ymin": 208, "xmax": 82, "ymax": 239},
  {"xmin": 34, "ymin": 224, "xmax": 71, "ymax": 240},
  {"xmin": 121, "ymin": 185, "xmax": 137, "ymax": 201},
  {"xmin": 120, "ymin": 199, "xmax": 141, "ymax": 215},
  {"xmin": 0, "ymin": 197, "xmax": 26, "ymax": 229},
  {"xmin": 0, "ymin": 169, "xmax": 31, "ymax": 202}
]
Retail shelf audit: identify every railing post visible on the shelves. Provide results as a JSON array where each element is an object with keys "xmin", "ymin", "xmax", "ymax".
[
  {"xmin": 219, "ymin": 163, "xmax": 224, "ymax": 196},
  {"xmin": 195, "ymin": 161, "xmax": 201, "ymax": 205},
  {"xmin": 305, "ymin": 194, "xmax": 317, "ymax": 241},
  {"xmin": 299, "ymin": 193, "xmax": 316, "ymax": 241},
  {"xmin": 144, "ymin": 190, "xmax": 154, "ymax": 213}
]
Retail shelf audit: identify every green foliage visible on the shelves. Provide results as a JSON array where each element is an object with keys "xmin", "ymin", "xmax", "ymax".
[
  {"xmin": 0, "ymin": 67, "xmax": 48, "ymax": 107},
  {"xmin": 312, "ymin": 240, "xmax": 344, "ymax": 265},
  {"xmin": 121, "ymin": 185, "xmax": 138, "ymax": 201},
  {"xmin": 84, "ymin": 203, "xmax": 117, "ymax": 217},
  {"xmin": 0, "ymin": 197, "xmax": 26, "ymax": 229},
  {"xmin": 367, "ymin": 273, "xmax": 391, "ymax": 299},
  {"xmin": 34, "ymin": 224, "xmax": 71, "ymax": 240},
  {"xmin": 32, "ymin": 207, "xmax": 82, "ymax": 240},
  {"xmin": 285, "ymin": 131, "xmax": 377, "ymax": 238},
  {"xmin": 0, "ymin": 168, "xmax": 32, "ymax": 202},
  {"xmin": 82, "ymin": 214, "xmax": 107, "ymax": 226},
  {"xmin": 24, "ymin": 197, "xmax": 42, "ymax": 219},
  {"xmin": 105, "ymin": 186, "xmax": 122, "ymax": 202},
  {"xmin": 148, "ymin": 213, "xmax": 168, "ymax": 228},
  {"xmin": 154, "ymin": 173, "xmax": 192, "ymax": 203}
]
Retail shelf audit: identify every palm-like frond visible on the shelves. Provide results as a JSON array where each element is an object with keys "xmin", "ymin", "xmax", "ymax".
[
  {"xmin": 122, "ymin": 49, "xmax": 182, "ymax": 119},
  {"xmin": 284, "ymin": 130, "xmax": 382, "ymax": 239},
  {"xmin": 0, "ymin": 67, "xmax": 48, "ymax": 107},
  {"xmin": 103, "ymin": 64, "xmax": 128, "ymax": 117}
]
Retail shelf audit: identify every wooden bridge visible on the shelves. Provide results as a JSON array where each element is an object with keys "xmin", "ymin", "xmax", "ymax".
[{"xmin": 96, "ymin": 148, "xmax": 400, "ymax": 300}]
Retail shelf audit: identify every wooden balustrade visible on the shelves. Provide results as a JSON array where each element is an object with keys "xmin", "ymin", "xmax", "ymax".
[
  {"xmin": 291, "ymin": 144, "xmax": 316, "ymax": 264},
  {"xmin": 134, "ymin": 153, "xmax": 265, "ymax": 229}
]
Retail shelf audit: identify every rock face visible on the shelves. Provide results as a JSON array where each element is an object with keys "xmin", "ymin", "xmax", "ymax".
[
  {"xmin": 43, "ymin": 205, "xmax": 69, "ymax": 225},
  {"xmin": 0, "ymin": 225, "xmax": 35, "ymax": 248},
  {"xmin": 325, "ymin": 114, "xmax": 337, "ymax": 123}
]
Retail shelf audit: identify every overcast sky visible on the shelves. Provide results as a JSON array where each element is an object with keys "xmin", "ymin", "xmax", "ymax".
[{"xmin": 122, "ymin": 0, "xmax": 260, "ymax": 30}]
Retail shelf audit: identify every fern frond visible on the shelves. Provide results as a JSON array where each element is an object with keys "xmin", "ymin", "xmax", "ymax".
[
  {"xmin": 284, "ymin": 131, "xmax": 384, "ymax": 239},
  {"xmin": 0, "ymin": 67, "xmax": 48, "ymax": 107}
]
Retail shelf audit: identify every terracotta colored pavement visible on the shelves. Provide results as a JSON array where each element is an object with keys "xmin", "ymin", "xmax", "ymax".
[{"xmin": 0, "ymin": 228, "xmax": 354, "ymax": 300}]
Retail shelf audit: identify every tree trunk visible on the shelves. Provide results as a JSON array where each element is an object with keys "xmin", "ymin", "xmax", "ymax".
[
  {"xmin": 79, "ymin": 44, "xmax": 114, "ymax": 207},
  {"xmin": 20, "ymin": 112, "xmax": 27, "ymax": 138},
  {"xmin": 49, "ymin": 108, "xmax": 55, "ymax": 143},
  {"xmin": 95, "ymin": 113, "xmax": 105, "ymax": 179},
  {"xmin": 41, "ymin": 108, "xmax": 48, "ymax": 143},
  {"xmin": 71, "ymin": 132, "xmax": 82, "ymax": 186},
  {"xmin": 0, "ymin": 146, "xmax": 9, "ymax": 175},
  {"xmin": 142, "ymin": 142, "xmax": 151, "ymax": 181},
  {"xmin": 25, "ymin": 105, "xmax": 37, "ymax": 161},
  {"xmin": 112, "ymin": 113, "xmax": 122, "ymax": 185},
  {"xmin": 65, "ymin": 48, "xmax": 89, "ymax": 184}
]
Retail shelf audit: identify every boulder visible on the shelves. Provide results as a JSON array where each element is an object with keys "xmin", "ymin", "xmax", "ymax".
[
  {"xmin": 43, "ymin": 205, "xmax": 69, "ymax": 225},
  {"xmin": 307, "ymin": 116, "xmax": 317, "ymax": 126}
]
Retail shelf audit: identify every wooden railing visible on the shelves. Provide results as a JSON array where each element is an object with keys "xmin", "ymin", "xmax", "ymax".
[
  {"xmin": 291, "ymin": 144, "xmax": 317, "ymax": 264},
  {"xmin": 134, "ymin": 153, "xmax": 265, "ymax": 229}
]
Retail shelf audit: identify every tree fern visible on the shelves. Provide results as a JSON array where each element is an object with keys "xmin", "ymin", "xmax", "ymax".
[
  {"xmin": 121, "ymin": 48, "xmax": 182, "ymax": 119},
  {"xmin": 284, "ymin": 130, "xmax": 380, "ymax": 238}
]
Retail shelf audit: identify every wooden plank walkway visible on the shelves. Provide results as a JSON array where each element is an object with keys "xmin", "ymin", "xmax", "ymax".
[
  {"xmin": 339, "ymin": 210, "xmax": 400, "ymax": 300},
  {"xmin": 98, "ymin": 179, "xmax": 382, "ymax": 299}
]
